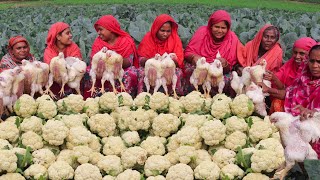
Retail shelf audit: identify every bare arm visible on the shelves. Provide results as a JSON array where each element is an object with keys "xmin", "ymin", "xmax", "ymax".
[
  {"xmin": 263, "ymin": 71, "xmax": 285, "ymax": 89},
  {"xmin": 259, "ymin": 82, "xmax": 286, "ymax": 99}
]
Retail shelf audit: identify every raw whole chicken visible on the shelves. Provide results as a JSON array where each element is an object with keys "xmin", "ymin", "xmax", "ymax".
[
  {"xmin": 65, "ymin": 57, "xmax": 87, "ymax": 94},
  {"xmin": 245, "ymin": 82, "xmax": 267, "ymax": 116},
  {"xmin": 160, "ymin": 52, "xmax": 178, "ymax": 98},
  {"xmin": 144, "ymin": 54, "xmax": 163, "ymax": 94},
  {"xmin": 89, "ymin": 47, "xmax": 108, "ymax": 96},
  {"xmin": 204, "ymin": 59, "xmax": 224, "ymax": 97},
  {"xmin": 190, "ymin": 57, "xmax": 209, "ymax": 95}
]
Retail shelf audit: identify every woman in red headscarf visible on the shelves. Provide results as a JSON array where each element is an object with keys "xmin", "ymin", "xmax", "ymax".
[
  {"xmin": 0, "ymin": 35, "xmax": 35, "ymax": 72},
  {"xmin": 183, "ymin": 10, "xmax": 240, "ymax": 95},
  {"xmin": 136, "ymin": 14, "xmax": 184, "ymax": 95},
  {"xmin": 259, "ymin": 37, "xmax": 317, "ymax": 113},
  {"xmin": 86, "ymin": 15, "xmax": 138, "ymax": 97}
]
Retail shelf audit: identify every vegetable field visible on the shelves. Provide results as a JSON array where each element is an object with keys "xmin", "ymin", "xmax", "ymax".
[{"xmin": 0, "ymin": 4, "xmax": 320, "ymax": 63}]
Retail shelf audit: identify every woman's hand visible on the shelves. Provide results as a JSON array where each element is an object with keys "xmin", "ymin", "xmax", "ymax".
[
  {"xmin": 216, "ymin": 57, "xmax": 228, "ymax": 68},
  {"xmin": 294, "ymin": 105, "xmax": 317, "ymax": 120},
  {"xmin": 257, "ymin": 82, "xmax": 270, "ymax": 93},
  {"xmin": 263, "ymin": 70, "xmax": 276, "ymax": 81}
]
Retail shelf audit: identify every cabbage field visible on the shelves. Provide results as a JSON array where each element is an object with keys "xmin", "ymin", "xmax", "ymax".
[{"xmin": 0, "ymin": 4, "xmax": 320, "ymax": 63}]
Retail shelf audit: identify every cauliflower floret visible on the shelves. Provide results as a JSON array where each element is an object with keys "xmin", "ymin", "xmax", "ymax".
[
  {"xmin": 255, "ymin": 138, "xmax": 285, "ymax": 168},
  {"xmin": 74, "ymin": 163, "xmax": 102, "ymax": 180},
  {"xmin": 212, "ymin": 148, "xmax": 236, "ymax": 168},
  {"xmin": 90, "ymin": 152, "xmax": 104, "ymax": 166},
  {"xmin": 194, "ymin": 161, "xmax": 220, "ymax": 180},
  {"xmin": 166, "ymin": 134, "xmax": 180, "ymax": 152},
  {"xmin": 249, "ymin": 121, "xmax": 272, "ymax": 143},
  {"xmin": 103, "ymin": 175, "xmax": 115, "ymax": 180},
  {"xmin": 83, "ymin": 97, "xmax": 100, "ymax": 117},
  {"xmin": 66, "ymin": 126, "xmax": 92, "ymax": 148},
  {"xmin": 117, "ymin": 92, "xmax": 134, "ymax": 107},
  {"xmin": 60, "ymin": 114, "xmax": 87, "ymax": 128},
  {"xmin": 199, "ymin": 120, "xmax": 226, "ymax": 146},
  {"xmin": 21, "ymin": 131, "xmax": 44, "ymax": 151},
  {"xmin": 169, "ymin": 97, "xmax": 183, "ymax": 117},
  {"xmin": 203, "ymin": 97, "xmax": 213, "ymax": 113},
  {"xmin": 97, "ymin": 155, "xmax": 123, "ymax": 176},
  {"xmin": 164, "ymin": 152, "xmax": 179, "ymax": 165},
  {"xmin": 57, "ymin": 94, "xmax": 85, "ymax": 114},
  {"xmin": 166, "ymin": 163, "xmax": 194, "ymax": 180},
  {"xmin": 152, "ymin": 114, "xmax": 180, "ymax": 137},
  {"xmin": 176, "ymin": 126, "xmax": 202, "ymax": 149},
  {"xmin": 73, "ymin": 146, "xmax": 93, "ymax": 164},
  {"xmin": 102, "ymin": 136, "xmax": 126, "ymax": 156},
  {"xmin": 99, "ymin": 92, "xmax": 118, "ymax": 113},
  {"xmin": 140, "ymin": 136, "xmax": 166, "ymax": 156},
  {"xmin": 24, "ymin": 164, "xmax": 47, "ymax": 179},
  {"xmin": 146, "ymin": 175, "xmax": 166, "ymax": 180},
  {"xmin": 243, "ymin": 173, "xmax": 270, "ymax": 180},
  {"xmin": 57, "ymin": 149, "xmax": 79, "ymax": 169},
  {"xmin": 89, "ymin": 134, "xmax": 102, "ymax": 152},
  {"xmin": 14, "ymin": 94, "xmax": 38, "ymax": 118},
  {"xmin": 134, "ymin": 92, "xmax": 151, "ymax": 107},
  {"xmin": 251, "ymin": 149, "xmax": 279, "ymax": 172},
  {"xmin": 88, "ymin": 113, "xmax": 116, "ymax": 137},
  {"xmin": 0, "ymin": 121, "xmax": 19, "ymax": 143},
  {"xmin": 48, "ymin": 161, "xmax": 74, "ymax": 180},
  {"xmin": 20, "ymin": 116, "xmax": 43, "ymax": 133},
  {"xmin": 0, "ymin": 139, "xmax": 12, "ymax": 149},
  {"xmin": 149, "ymin": 92, "xmax": 169, "ymax": 113},
  {"xmin": 230, "ymin": 94, "xmax": 254, "ymax": 118},
  {"xmin": 121, "ymin": 146, "xmax": 148, "ymax": 169},
  {"xmin": 0, "ymin": 173, "xmax": 25, "ymax": 180},
  {"xmin": 121, "ymin": 131, "xmax": 140, "ymax": 146},
  {"xmin": 220, "ymin": 164, "xmax": 244, "ymax": 179},
  {"xmin": 42, "ymin": 119, "xmax": 69, "ymax": 146},
  {"xmin": 180, "ymin": 114, "xmax": 209, "ymax": 129},
  {"xmin": 225, "ymin": 116, "xmax": 248, "ymax": 134},
  {"xmin": 211, "ymin": 94, "xmax": 232, "ymax": 119},
  {"xmin": 118, "ymin": 108, "xmax": 153, "ymax": 131},
  {"xmin": 0, "ymin": 150, "xmax": 17, "ymax": 173},
  {"xmin": 36, "ymin": 95, "xmax": 57, "ymax": 119},
  {"xmin": 116, "ymin": 169, "xmax": 140, "ymax": 180},
  {"xmin": 180, "ymin": 91, "xmax": 205, "ymax": 113},
  {"xmin": 144, "ymin": 155, "xmax": 171, "ymax": 177},
  {"xmin": 11, "ymin": 148, "xmax": 26, "ymax": 155},
  {"xmin": 32, "ymin": 149, "xmax": 56, "ymax": 168},
  {"xmin": 271, "ymin": 131, "xmax": 281, "ymax": 141},
  {"xmin": 224, "ymin": 131, "xmax": 247, "ymax": 151},
  {"xmin": 189, "ymin": 149, "xmax": 212, "ymax": 169},
  {"xmin": 176, "ymin": 146, "xmax": 196, "ymax": 164}
]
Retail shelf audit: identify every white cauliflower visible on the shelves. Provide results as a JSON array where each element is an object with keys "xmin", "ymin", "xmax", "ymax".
[
  {"xmin": 11, "ymin": 147, "xmax": 26, "ymax": 155},
  {"xmin": 57, "ymin": 94, "xmax": 85, "ymax": 114},
  {"xmin": 103, "ymin": 175, "xmax": 115, "ymax": 180},
  {"xmin": 199, "ymin": 120, "xmax": 226, "ymax": 146},
  {"xmin": 36, "ymin": 95, "xmax": 57, "ymax": 119},
  {"xmin": 117, "ymin": 92, "xmax": 134, "ymax": 107},
  {"xmin": 0, "ymin": 173, "xmax": 25, "ymax": 180},
  {"xmin": 59, "ymin": 114, "xmax": 87, "ymax": 128},
  {"xmin": 121, "ymin": 131, "xmax": 140, "ymax": 146},
  {"xmin": 121, "ymin": 146, "xmax": 148, "ymax": 169},
  {"xmin": 20, "ymin": 116, "xmax": 43, "ymax": 133},
  {"xmin": 225, "ymin": 116, "xmax": 248, "ymax": 134},
  {"xmin": 169, "ymin": 97, "xmax": 183, "ymax": 117},
  {"xmin": 48, "ymin": 161, "xmax": 74, "ymax": 180},
  {"xmin": 74, "ymin": 163, "xmax": 102, "ymax": 180},
  {"xmin": 57, "ymin": 149, "xmax": 79, "ymax": 169},
  {"xmin": 176, "ymin": 126, "xmax": 202, "ymax": 149},
  {"xmin": 220, "ymin": 164, "xmax": 244, "ymax": 179},
  {"xmin": 140, "ymin": 136, "xmax": 166, "ymax": 156},
  {"xmin": 180, "ymin": 114, "xmax": 209, "ymax": 129},
  {"xmin": 166, "ymin": 163, "xmax": 194, "ymax": 180},
  {"xmin": 73, "ymin": 146, "xmax": 93, "ymax": 164},
  {"xmin": 144, "ymin": 155, "xmax": 171, "ymax": 177},
  {"xmin": 164, "ymin": 151, "xmax": 179, "ymax": 165},
  {"xmin": 115, "ymin": 169, "xmax": 141, "ymax": 180},
  {"xmin": 0, "ymin": 150, "xmax": 17, "ymax": 173},
  {"xmin": 134, "ymin": 92, "xmax": 151, "ymax": 107},
  {"xmin": 102, "ymin": 136, "xmax": 126, "ymax": 156},
  {"xmin": 88, "ymin": 113, "xmax": 116, "ymax": 137},
  {"xmin": 42, "ymin": 119, "xmax": 69, "ymax": 146},
  {"xmin": 83, "ymin": 97, "xmax": 100, "ymax": 117},
  {"xmin": 194, "ymin": 161, "xmax": 220, "ymax": 180},
  {"xmin": 212, "ymin": 148, "xmax": 236, "ymax": 168},
  {"xmin": 210, "ymin": 94, "xmax": 232, "ymax": 119},
  {"xmin": 32, "ymin": 148, "xmax": 56, "ymax": 168},
  {"xmin": 149, "ymin": 92, "xmax": 169, "ymax": 113},
  {"xmin": 255, "ymin": 138, "xmax": 285, "ymax": 168},
  {"xmin": 249, "ymin": 121, "xmax": 272, "ymax": 143},
  {"xmin": 242, "ymin": 173, "xmax": 270, "ymax": 180},
  {"xmin": 118, "ymin": 108, "xmax": 154, "ymax": 131},
  {"xmin": 224, "ymin": 131, "xmax": 247, "ymax": 151},
  {"xmin": 152, "ymin": 114, "xmax": 180, "ymax": 137},
  {"xmin": 97, "ymin": 155, "xmax": 123, "ymax": 176},
  {"xmin": 66, "ymin": 126, "xmax": 92, "ymax": 148},
  {"xmin": 176, "ymin": 146, "xmax": 197, "ymax": 164},
  {"xmin": 166, "ymin": 134, "xmax": 180, "ymax": 152},
  {"xmin": 203, "ymin": 97, "xmax": 213, "ymax": 114},
  {"xmin": 99, "ymin": 92, "xmax": 118, "ymax": 113},
  {"xmin": 189, "ymin": 149, "xmax": 212, "ymax": 169},
  {"xmin": 250, "ymin": 149, "xmax": 279, "ymax": 172},
  {"xmin": 0, "ymin": 121, "xmax": 19, "ymax": 143},
  {"xmin": 14, "ymin": 94, "xmax": 38, "ymax": 118},
  {"xmin": 89, "ymin": 134, "xmax": 102, "ymax": 152},
  {"xmin": 90, "ymin": 152, "xmax": 104, "ymax": 166},
  {"xmin": 180, "ymin": 91, "xmax": 205, "ymax": 113},
  {"xmin": 230, "ymin": 94, "xmax": 254, "ymax": 118},
  {"xmin": 146, "ymin": 175, "xmax": 166, "ymax": 180},
  {"xmin": 21, "ymin": 131, "xmax": 44, "ymax": 151},
  {"xmin": 0, "ymin": 139, "xmax": 12, "ymax": 149},
  {"xmin": 24, "ymin": 164, "xmax": 47, "ymax": 179}
]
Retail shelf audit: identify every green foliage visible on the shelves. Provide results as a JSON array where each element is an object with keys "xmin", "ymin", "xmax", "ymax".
[
  {"xmin": 15, "ymin": 146, "xmax": 33, "ymax": 172},
  {"xmin": 304, "ymin": 159, "xmax": 320, "ymax": 180},
  {"xmin": 235, "ymin": 147, "xmax": 252, "ymax": 170}
]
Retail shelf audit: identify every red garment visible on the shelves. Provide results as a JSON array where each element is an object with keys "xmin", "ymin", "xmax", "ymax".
[
  {"xmin": 137, "ymin": 14, "xmax": 184, "ymax": 68},
  {"xmin": 237, "ymin": 24, "xmax": 283, "ymax": 72},
  {"xmin": 44, "ymin": 22, "xmax": 82, "ymax": 64},
  {"xmin": 276, "ymin": 37, "xmax": 317, "ymax": 88},
  {"xmin": 91, "ymin": 15, "xmax": 138, "ymax": 67},
  {"xmin": 184, "ymin": 10, "xmax": 239, "ymax": 66}
]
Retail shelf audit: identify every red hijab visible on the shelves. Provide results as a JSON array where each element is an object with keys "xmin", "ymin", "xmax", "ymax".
[
  {"xmin": 184, "ymin": 10, "xmax": 239, "ymax": 66},
  {"xmin": 7, "ymin": 35, "xmax": 34, "ymax": 62},
  {"xmin": 276, "ymin": 37, "xmax": 317, "ymax": 87},
  {"xmin": 44, "ymin": 22, "xmax": 82, "ymax": 64},
  {"xmin": 91, "ymin": 15, "xmax": 138, "ymax": 67},
  {"xmin": 237, "ymin": 24, "xmax": 283, "ymax": 72},
  {"xmin": 137, "ymin": 14, "xmax": 184, "ymax": 68}
]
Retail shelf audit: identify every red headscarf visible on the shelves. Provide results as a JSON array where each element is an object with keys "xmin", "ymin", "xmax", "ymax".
[
  {"xmin": 91, "ymin": 15, "xmax": 138, "ymax": 67},
  {"xmin": 184, "ymin": 10, "xmax": 239, "ymax": 66},
  {"xmin": 137, "ymin": 14, "xmax": 184, "ymax": 68},
  {"xmin": 44, "ymin": 22, "xmax": 82, "ymax": 64},
  {"xmin": 237, "ymin": 24, "xmax": 283, "ymax": 72},
  {"xmin": 276, "ymin": 37, "xmax": 317, "ymax": 87},
  {"xmin": 7, "ymin": 35, "xmax": 34, "ymax": 62}
]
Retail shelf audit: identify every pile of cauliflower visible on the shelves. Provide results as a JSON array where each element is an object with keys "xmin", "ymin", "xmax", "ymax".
[{"xmin": 0, "ymin": 91, "xmax": 284, "ymax": 180}]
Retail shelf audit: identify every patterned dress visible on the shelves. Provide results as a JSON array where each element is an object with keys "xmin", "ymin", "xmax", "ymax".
[{"xmin": 0, "ymin": 53, "xmax": 35, "ymax": 72}]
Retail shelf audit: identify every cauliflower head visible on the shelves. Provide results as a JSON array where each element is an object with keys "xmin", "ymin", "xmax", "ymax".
[
  {"xmin": 243, "ymin": 173, "xmax": 270, "ymax": 180},
  {"xmin": 146, "ymin": 175, "xmax": 166, "ymax": 180},
  {"xmin": 134, "ymin": 92, "xmax": 151, "ymax": 107},
  {"xmin": 0, "ymin": 121, "xmax": 19, "ymax": 143},
  {"xmin": 57, "ymin": 94, "xmax": 85, "ymax": 114},
  {"xmin": 102, "ymin": 136, "xmax": 126, "ymax": 156},
  {"xmin": 99, "ymin": 92, "xmax": 118, "ymax": 113},
  {"xmin": 14, "ymin": 94, "xmax": 38, "ymax": 118},
  {"xmin": 249, "ymin": 121, "xmax": 272, "ymax": 143},
  {"xmin": 121, "ymin": 146, "xmax": 148, "ymax": 169},
  {"xmin": 212, "ymin": 148, "xmax": 236, "ymax": 168},
  {"xmin": 225, "ymin": 116, "xmax": 248, "ymax": 134},
  {"xmin": 0, "ymin": 139, "xmax": 13, "ymax": 150},
  {"xmin": 21, "ymin": 131, "xmax": 44, "ymax": 151},
  {"xmin": 176, "ymin": 146, "xmax": 197, "ymax": 164},
  {"xmin": 48, "ymin": 161, "xmax": 74, "ymax": 180},
  {"xmin": 251, "ymin": 149, "xmax": 279, "ymax": 173},
  {"xmin": 149, "ymin": 92, "xmax": 169, "ymax": 113},
  {"xmin": 36, "ymin": 95, "xmax": 57, "ymax": 119},
  {"xmin": 194, "ymin": 161, "xmax": 220, "ymax": 180},
  {"xmin": 180, "ymin": 114, "xmax": 209, "ymax": 129},
  {"xmin": 168, "ymin": 97, "xmax": 183, "ymax": 117},
  {"xmin": 176, "ymin": 126, "xmax": 202, "ymax": 149},
  {"xmin": 140, "ymin": 136, "xmax": 166, "ymax": 156},
  {"xmin": 0, "ymin": 150, "xmax": 17, "ymax": 173},
  {"xmin": 144, "ymin": 155, "xmax": 171, "ymax": 177},
  {"xmin": 66, "ymin": 126, "xmax": 92, "ymax": 148},
  {"xmin": 32, "ymin": 148, "xmax": 56, "ymax": 168},
  {"xmin": 83, "ymin": 97, "xmax": 100, "ymax": 117},
  {"xmin": 73, "ymin": 146, "xmax": 93, "ymax": 164},
  {"xmin": 74, "ymin": 163, "xmax": 102, "ymax": 180},
  {"xmin": 20, "ymin": 116, "xmax": 43, "ymax": 133},
  {"xmin": 152, "ymin": 114, "xmax": 180, "ymax": 137},
  {"xmin": 42, "ymin": 119, "xmax": 69, "ymax": 146},
  {"xmin": 220, "ymin": 164, "xmax": 244, "ymax": 179},
  {"xmin": 121, "ymin": 131, "xmax": 140, "ymax": 147},
  {"xmin": 224, "ymin": 131, "xmax": 247, "ymax": 151},
  {"xmin": 117, "ymin": 92, "xmax": 134, "ymax": 107},
  {"xmin": 97, "ymin": 155, "xmax": 123, "ymax": 176},
  {"xmin": 180, "ymin": 91, "xmax": 205, "ymax": 113},
  {"xmin": 255, "ymin": 138, "xmax": 285, "ymax": 168},
  {"xmin": 24, "ymin": 164, "xmax": 47, "ymax": 179},
  {"xmin": 88, "ymin": 113, "xmax": 116, "ymax": 137},
  {"xmin": 166, "ymin": 163, "xmax": 194, "ymax": 180},
  {"xmin": 116, "ymin": 169, "xmax": 141, "ymax": 180},
  {"xmin": 230, "ymin": 94, "xmax": 254, "ymax": 118},
  {"xmin": 199, "ymin": 120, "xmax": 226, "ymax": 146},
  {"xmin": 211, "ymin": 94, "xmax": 232, "ymax": 119},
  {"xmin": 0, "ymin": 173, "xmax": 25, "ymax": 180}
]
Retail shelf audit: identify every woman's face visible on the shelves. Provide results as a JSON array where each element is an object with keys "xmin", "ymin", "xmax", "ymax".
[
  {"xmin": 11, "ymin": 41, "xmax": 29, "ymax": 61},
  {"xmin": 96, "ymin": 25, "xmax": 113, "ymax": 42},
  {"xmin": 308, "ymin": 49, "xmax": 320, "ymax": 78},
  {"xmin": 292, "ymin": 47, "xmax": 308, "ymax": 64},
  {"xmin": 211, "ymin": 21, "xmax": 228, "ymax": 41},
  {"xmin": 57, "ymin": 28, "xmax": 73, "ymax": 45},
  {"xmin": 260, "ymin": 29, "xmax": 277, "ymax": 51},
  {"xmin": 156, "ymin": 22, "xmax": 172, "ymax": 41}
]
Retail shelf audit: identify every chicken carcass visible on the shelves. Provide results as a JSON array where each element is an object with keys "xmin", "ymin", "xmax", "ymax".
[
  {"xmin": 160, "ymin": 52, "xmax": 178, "ymax": 98},
  {"xmin": 11, "ymin": 66, "xmax": 25, "ymax": 104},
  {"xmin": 230, "ymin": 71, "xmax": 243, "ymax": 96},
  {"xmin": 0, "ymin": 69, "xmax": 16, "ymax": 112},
  {"xmin": 190, "ymin": 57, "xmax": 209, "ymax": 95},
  {"xmin": 250, "ymin": 59, "xmax": 267, "ymax": 83},
  {"xmin": 144, "ymin": 54, "xmax": 163, "ymax": 94},
  {"xmin": 204, "ymin": 59, "xmax": 224, "ymax": 97},
  {"xmin": 270, "ymin": 112, "xmax": 320, "ymax": 180},
  {"xmin": 66, "ymin": 57, "xmax": 87, "ymax": 94},
  {"xmin": 245, "ymin": 82, "xmax": 267, "ymax": 116},
  {"xmin": 89, "ymin": 47, "xmax": 108, "ymax": 96},
  {"xmin": 21, "ymin": 60, "xmax": 38, "ymax": 96},
  {"xmin": 30, "ymin": 61, "xmax": 50, "ymax": 97}
]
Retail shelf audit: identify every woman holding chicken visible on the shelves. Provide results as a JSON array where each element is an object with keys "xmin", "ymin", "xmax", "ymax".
[{"xmin": 137, "ymin": 14, "xmax": 184, "ymax": 96}]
